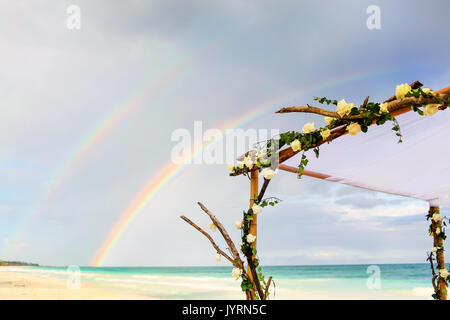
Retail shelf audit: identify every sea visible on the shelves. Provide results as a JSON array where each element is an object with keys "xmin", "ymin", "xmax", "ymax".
[{"xmin": 3, "ymin": 264, "xmax": 435, "ymax": 299}]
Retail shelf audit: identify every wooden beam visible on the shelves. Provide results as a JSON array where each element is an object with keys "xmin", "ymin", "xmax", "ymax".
[
  {"xmin": 278, "ymin": 164, "xmax": 331, "ymax": 179},
  {"xmin": 231, "ymin": 85, "xmax": 449, "ymax": 177},
  {"xmin": 246, "ymin": 169, "xmax": 259, "ymax": 299},
  {"xmin": 249, "ymin": 170, "xmax": 259, "ymax": 249},
  {"xmin": 429, "ymin": 206, "xmax": 447, "ymax": 300}
]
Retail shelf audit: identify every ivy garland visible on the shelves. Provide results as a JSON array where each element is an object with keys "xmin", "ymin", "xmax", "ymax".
[
  {"xmin": 239, "ymin": 197, "xmax": 280, "ymax": 299},
  {"xmin": 427, "ymin": 209, "xmax": 450, "ymax": 300}
]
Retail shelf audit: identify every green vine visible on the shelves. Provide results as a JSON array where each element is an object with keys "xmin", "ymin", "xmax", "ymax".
[
  {"xmin": 427, "ymin": 209, "xmax": 450, "ymax": 299},
  {"xmin": 237, "ymin": 197, "xmax": 280, "ymax": 299},
  {"xmin": 229, "ymin": 84, "xmax": 449, "ymax": 180}
]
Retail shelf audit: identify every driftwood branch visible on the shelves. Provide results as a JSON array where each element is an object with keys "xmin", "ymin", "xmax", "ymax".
[
  {"xmin": 264, "ymin": 276, "xmax": 272, "ymax": 299},
  {"xmin": 275, "ymin": 94, "xmax": 448, "ymax": 119},
  {"xmin": 257, "ymin": 178, "xmax": 271, "ymax": 202},
  {"xmin": 197, "ymin": 202, "xmax": 244, "ymax": 269},
  {"xmin": 231, "ymin": 85, "xmax": 450, "ymax": 177},
  {"xmin": 180, "ymin": 215, "xmax": 238, "ymax": 267},
  {"xmin": 244, "ymin": 252, "xmax": 265, "ymax": 299},
  {"xmin": 427, "ymin": 252, "xmax": 438, "ymax": 293}
]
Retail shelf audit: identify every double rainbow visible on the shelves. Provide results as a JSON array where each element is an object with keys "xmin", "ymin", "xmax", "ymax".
[{"xmin": 90, "ymin": 68, "xmax": 392, "ymax": 266}]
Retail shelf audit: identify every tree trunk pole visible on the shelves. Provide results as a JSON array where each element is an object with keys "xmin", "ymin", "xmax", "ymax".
[
  {"xmin": 430, "ymin": 206, "xmax": 447, "ymax": 300},
  {"xmin": 247, "ymin": 169, "xmax": 259, "ymax": 299}
]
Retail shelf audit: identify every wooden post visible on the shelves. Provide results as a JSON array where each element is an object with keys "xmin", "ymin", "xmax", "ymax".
[
  {"xmin": 430, "ymin": 206, "xmax": 447, "ymax": 300},
  {"xmin": 247, "ymin": 169, "xmax": 259, "ymax": 299}
]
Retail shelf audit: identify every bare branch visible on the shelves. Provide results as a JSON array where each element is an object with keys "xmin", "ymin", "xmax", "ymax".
[
  {"xmin": 197, "ymin": 202, "xmax": 244, "ymax": 269},
  {"xmin": 362, "ymin": 96, "xmax": 369, "ymax": 108},
  {"xmin": 257, "ymin": 178, "xmax": 271, "ymax": 203},
  {"xmin": 180, "ymin": 216, "xmax": 238, "ymax": 267},
  {"xmin": 275, "ymin": 94, "xmax": 448, "ymax": 119},
  {"xmin": 427, "ymin": 252, "xmax": 438, "ymax": 293},
  {"xmin": 243, "ymin": 253, "xmax": 265, "ymax": 299},
  {"xmin": 276, "ymin": 105, "xmax": 340, "ymax": 117},
  {"xmin": 264, "ymin": 276, "xmax": 272, "ymax": 300}
]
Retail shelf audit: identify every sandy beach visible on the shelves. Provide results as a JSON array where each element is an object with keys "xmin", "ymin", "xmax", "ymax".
[
  {"xmin": 0, "ymin": 269, "xmax": 153, "ymax": 300},
  {"xmin": 0, "ymin": 266, "xmax": 432, "ymax": 300}
]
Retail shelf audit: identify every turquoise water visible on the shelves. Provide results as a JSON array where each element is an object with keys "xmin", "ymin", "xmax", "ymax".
[{"xmin": 5, "ymin": 264, "xmax": 434, "ymax": 299}]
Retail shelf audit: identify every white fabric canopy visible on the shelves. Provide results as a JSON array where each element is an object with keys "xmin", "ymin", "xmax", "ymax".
[{"xmin": 283, "ymin": 110, "xmax": 450, "ymax": 206}]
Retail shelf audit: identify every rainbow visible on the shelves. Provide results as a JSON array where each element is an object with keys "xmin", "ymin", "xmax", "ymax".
[{"xmin": 91, "ymin": 68, "xmax": 395, "ymax": 266}]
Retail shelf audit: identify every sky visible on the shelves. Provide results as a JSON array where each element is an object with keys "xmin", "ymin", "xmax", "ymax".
[{"xmin": 0, "ymin": 0, "xmax": 449, "ymax": 266}]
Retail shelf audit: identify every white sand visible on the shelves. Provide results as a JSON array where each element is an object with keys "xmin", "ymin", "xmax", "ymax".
[
  {"xmin": 0, "ymin": 269, "xmax": 153, "ymax": 300},
  {"xmin": 0, "ymin": 268, "xmax": 432, "ymax": 300}
]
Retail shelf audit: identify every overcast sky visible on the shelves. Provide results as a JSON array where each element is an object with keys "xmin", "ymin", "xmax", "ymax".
[{"xmin": 0, "ymin": 0, "xmax": 449, "ymax": 266}]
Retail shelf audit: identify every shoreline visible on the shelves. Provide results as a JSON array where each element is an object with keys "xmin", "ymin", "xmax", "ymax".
[
  {"xmin": 0, "ymin": 267, "xmax": 433, "ymax": 300},
  {"xmin": 0, "ymin": 269, "xmax": 155, "ymax": 300}
]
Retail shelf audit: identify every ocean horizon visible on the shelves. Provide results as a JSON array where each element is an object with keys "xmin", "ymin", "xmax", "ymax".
[{"xmin": 2, "ymin": 263, "xmax": 435, "ymax": 299}]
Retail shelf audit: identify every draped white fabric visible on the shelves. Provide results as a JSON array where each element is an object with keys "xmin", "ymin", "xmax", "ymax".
[{"xmin": 284, "ymin": 110, "xmax": 450, "ymax": 206}]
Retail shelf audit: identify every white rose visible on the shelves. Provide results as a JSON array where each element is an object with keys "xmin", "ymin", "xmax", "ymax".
[
  {"xmin": 436, "ymin": 227, "xmax": 441, "ymax": 235},
  {"xmin": 232, "ymin": 268, "xmax": 243, "ymax": 280},
  {"xmin": 237, "ymin": 161, "xmax": 244, "ymax": 169},
  {"xmin": 424, "ymin": 104, "xmax": 439, "ymax": 116},
  {"xmin": 244, "ymin": 156, "xmax": 253, "ymax": 169},
  {"xmin": 290, "ymin": 139, "xmax": 301, "ymax": 152},
  {"xmin": 431, "ymin": 247, "xmax": 438, "ymax": 253},
  {"xmin": 422, "ymin": 87, "xmax": 434, "ymax": 94},
  {"xmin": 432, "ymin": 213, "xmax": 442, "ymax": 222},
  {"xmin": 395, "ymin": 83, "xmax": 412, "ymax": 100},
  {"xmin": 235, "ymin": 220, "xmax": 243, "ymax": 229},
  {"xmin": 252, "ymin": 204, "xmax": 262, "ymax": 215},
  {"xmin": 261, "ymin": 168, "xmax": 275, "ymax": 180},
  {"xmin": 346, "ymin": 122, "xmax": 361, "ymax": 136},
  {"xmin": 258, "ymin": 150, "xmax": 267, "ymax": 158},
  {"xmin": 380, "ymin": 103, "xmax": 389, "ymax": 113},
  {"xmin": 337, "ymin": 99, "xmax": 353, "ymax": 117},
  {"xmin": 321, "ymin": 129, "xmax": 331, "ymax": 140},
  {"xmin": 324, "ymin": 117, "xmax": 334, "ymax": 125},
  {"xmin": 209, "ymin": 223, "xmax": 217, "ymax": 232},
  {"xmin": 302, "ymin": 122, "xmax": 315, "ymax": 133},
  {"xmin": 439, "ymin": 268, "xmax": 450, "ymax": 279},
  {"xmin": 216, "ymin": 253, "xmax": 221, "ymax": 262},
  {"xmin": 246, "ymin": 233, "xmax": 256, "ymax": 243},
  {"xmin": 227, "ymin": 163, "xmax": 235, "ymax": 172}
]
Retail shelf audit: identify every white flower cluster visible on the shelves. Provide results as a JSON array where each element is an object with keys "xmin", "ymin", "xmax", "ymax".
[
  {"xmin": 227, "ymin": 150, "xmax": 274, "ymax": 176},
  {"xmin": 336, "ymin": 99, "xmax": 354, "ymax": 117},
  {"xmin": 439, "ymin": 268, "xmax": 450, "ymax": 279},
  {"xmin": 246, "ymin": 233, "xmax": 256, "ymax": 243},
  {"xmin": 432, "ymin": 213, "xmax": 443, "ymax": 222},
  {"xmin": 431, "ymin": 246, "xmax": 442, "ymax": 253},
  {"xmin": 232, "ymin": 268, "xmax": 243, "ymax": 280},
  {"xmin": 395, "ymin": 84, "xmax": 438, "ymax": 116},
  {"xmin": 261, "ymin": 168, "xmax": 275, "ymax": 180}
]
